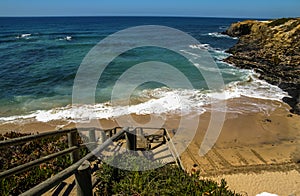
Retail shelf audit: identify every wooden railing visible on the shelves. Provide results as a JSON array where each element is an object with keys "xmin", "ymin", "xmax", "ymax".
[
  {"xmin": 163, "ymin": 129, "xmax": 185, "ymax": 170},
  {"xmin": 131, "ymin": 127, "xmax": 184, "ymax": 170},
  {"xmin": 0, "ymin": 127, "xmax": 183, "ymax": 195},
  {"xmin": 0, "ymin": 127, "xmax": 126, "ymax": 195}
]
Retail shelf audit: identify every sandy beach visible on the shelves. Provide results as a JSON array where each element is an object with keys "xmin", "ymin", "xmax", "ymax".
[
  {"xmin": 1, "ymin": 96, "xmax": 299, "ymax": 195},
  {"xmin": 181, "ymin": 98, "xmax": 300, "ymax": 195}
]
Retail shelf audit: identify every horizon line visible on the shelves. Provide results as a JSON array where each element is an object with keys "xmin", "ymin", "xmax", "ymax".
[{"xmin": 0, "ymin": 15, "xmax": 280, "ymax": 20}]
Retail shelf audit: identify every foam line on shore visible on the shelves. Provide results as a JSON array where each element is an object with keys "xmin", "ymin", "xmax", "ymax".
[{"xmin": 0, "ymin": 75, "xmax": 288, "ymax": 124}]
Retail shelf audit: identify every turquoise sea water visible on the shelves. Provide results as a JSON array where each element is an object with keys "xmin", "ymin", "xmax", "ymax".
[{"xmin": 0, "ymin": 17, "xmax": 287, "ymax": 122}]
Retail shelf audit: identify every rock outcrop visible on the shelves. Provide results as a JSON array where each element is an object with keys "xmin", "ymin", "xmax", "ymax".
[{"xmin": 223, "ymin": 18, "xmax": 300, "ymax": 114}]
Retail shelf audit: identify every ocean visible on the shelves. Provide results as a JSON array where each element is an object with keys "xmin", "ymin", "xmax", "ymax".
[{"xmin": 0, "ymin": 17, "xmax": 287, "ymax": 123}]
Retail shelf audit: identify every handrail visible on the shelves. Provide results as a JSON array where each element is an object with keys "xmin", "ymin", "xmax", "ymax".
[
  {"xmin": 164, "ymin": 130, "xmax": 185, "ymax": 170},
  {"xmin": 163, "ymin": 135, "xmax": 180, "ymax": 167},
  {"xmin": 20, "ymin": 128, "xmax": 128, "ymax": 196},
  {"xmin": 0, "ymin": 142, "xmax": 96, "ymax": 180},
  {"xmin": 0, "ymin": 127, "xmax": 123, "ymax": 149},
  {"xmin": 1, "ymin": 126, "xmax": 183, "ymax": 195},
  {"xmin": 0, "ymin": 146, "xmax": 78, "ymax": 179},
  {"xmin": 0, "ymin": 128, "xmax": 77, "ymax": 148},
  {"xmin": 133, "ymin": 127, "xmax": 184, "ymax": 170}
]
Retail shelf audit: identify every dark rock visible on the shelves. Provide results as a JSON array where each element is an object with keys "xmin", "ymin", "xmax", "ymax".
[
  {"xmin": 223, "ymin": 18, "xmax": 300, "ymax": 114},
  {"xmin": 224, "ymin": 20, "xmax": 257, "ymax": 37}
]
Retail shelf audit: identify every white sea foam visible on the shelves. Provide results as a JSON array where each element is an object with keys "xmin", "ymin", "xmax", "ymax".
[
  {"xmin": 66, "ymin": 36, "xmax": 72, "ymax": 41},
  {"xmin": 188, "ymin": 44, "xmax": 226, "ymax": 54},
  {"xmin": 211, "ymin": 50, "xmax": 230, "ymax": 61},
  {"xmin": 187, "ymin": 43, "xmax": 288, "ymax": 100},
  {"xmin": 58, "ymin": 36, "xmax": 72, "ymax": 41},
  {"xmin": 0, "ymin": 43, "xmax": 289, "ymax": 124},
  {"xmin": 226, "ymin": 74, "xmax": 289, "ymax": 101},
  {"xmin": 189, "ymin": 43, "xmax": 211, "ymax": 50},
  {"xmin": 34, "ymin": 88, "xmax": 207, "ymax": 122},
  {"xmin": 219, "ymin": 26, "xmax": 228, "ymax": 30},
  {"xmin": 207, "ymin": 32, "xmax": 238, "ymax": 39},
  {"xmin": 0, "ymin": 74, "xmax": 288, "ymax": 123},
  {"xmin": 16, "ymin": 34, "xmax": 31, "ymax": 39}
]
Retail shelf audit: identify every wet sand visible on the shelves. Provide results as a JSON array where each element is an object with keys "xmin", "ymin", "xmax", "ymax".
[{"xmin": 1, "ymin": 97, "xmax": 299, "ymax": 195}]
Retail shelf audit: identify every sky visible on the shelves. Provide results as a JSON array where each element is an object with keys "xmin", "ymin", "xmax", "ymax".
[{"xmin": 0, "ymin": 0, "xmax": 299, "ymax": 18}]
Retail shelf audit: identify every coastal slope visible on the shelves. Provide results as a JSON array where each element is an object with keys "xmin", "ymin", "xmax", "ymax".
[{"xmin": 223, "ymin": 18, "xmax": 300, "ymax": 114}]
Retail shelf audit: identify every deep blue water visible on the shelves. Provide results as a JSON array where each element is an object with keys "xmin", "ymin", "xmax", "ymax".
[{"xmin": 0, "ymin": 17, "xmax": 247, "ymax": 118}]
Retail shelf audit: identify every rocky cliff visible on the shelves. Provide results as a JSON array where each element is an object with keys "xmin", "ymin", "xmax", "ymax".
[{"xmin": 224, "ymin": 18, "xmax": 300, "ymax": 114}]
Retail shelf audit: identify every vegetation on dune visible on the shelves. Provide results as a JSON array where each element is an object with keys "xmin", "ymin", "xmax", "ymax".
[
  {"xmin": 95, "ymin": 155, "xmax": 241, "ymax": 196},
  {"xmin": 267, "ymin": 18, "xmax": 294, "ymax": 27},
  {"xmin": 0, "ymin": 131, "xmax": 88, "ymax": 196}
]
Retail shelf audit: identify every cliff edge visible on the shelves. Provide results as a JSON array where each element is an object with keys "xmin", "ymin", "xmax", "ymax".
[{"xmin": 224, "ymin": 18, "xmax": 300, "ymax": 114}]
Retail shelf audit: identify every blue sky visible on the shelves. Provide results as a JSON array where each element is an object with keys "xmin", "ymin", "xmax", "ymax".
[{"xmin": 0, "ymin": 0, "xmax": 299, "ymax": 18}]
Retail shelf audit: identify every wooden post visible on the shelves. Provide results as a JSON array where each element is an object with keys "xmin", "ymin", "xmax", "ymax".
[
  {"xmin": 89, "ymin": 129, "xmax": 96, "ymax": 150},
  {"xmin": 98, "ymin": 130, "xmax": 107, "ymax": 145},
  {"xmin": 89, "ymin": 129, "xmax": 96, "ymax": 143},
  {"xmin": 126, "ymin": 129, "xmax": 136, "ymax": 151},
  {"xmin": 136, "ymin": 128, "xmax": 148, "ymax": 149},
  {"xmin": 75, "ymin": 160, "xmax": 92, "ymax": 196},
  {"xmin": 136, "ymin": 128, "xmax": 143, "ymax": 136},
  {"xmin": 162, "ymin": 129, "xmax": 167, "ymax": 144},
  {"xmin": 68, "ymin": 132, "xmax": 79, "ymax": 163}
]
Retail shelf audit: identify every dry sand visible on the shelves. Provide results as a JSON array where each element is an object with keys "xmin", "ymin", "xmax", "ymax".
[
  {"xmin": 180, "ymin": 98, "xmax": 300, "ymax": 195},
  {"xmin": 208, "ymin": 170, "xmax": 300, "ymax": 196},
  {"xmin": 1, "ymin": 97, "xmax": 299, "ymax": 195}
]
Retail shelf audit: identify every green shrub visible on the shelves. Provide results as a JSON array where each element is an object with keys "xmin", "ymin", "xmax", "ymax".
[
  {"xmin": 95, "ymin": 155, "xmax": 241, "ymax": 196},
  {"xmin": 268, "ymin": 18, "xmax": 294, "ymax": 27},
  {"xmin": 0, "ymin": 131, "xmax": 87, "ymax": 195}
]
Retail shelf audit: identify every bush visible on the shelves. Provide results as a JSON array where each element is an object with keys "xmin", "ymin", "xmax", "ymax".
[
  {"xmin": 0, "ymin": 131, "xmax": 88, "ymax": 195},
  {"xmin": 95, "ymin": 155, "xmax": 241, "ymax": 196},
  {"xmin": 268, "ymin": 18, "xmax": 294, "ymax": 27}
]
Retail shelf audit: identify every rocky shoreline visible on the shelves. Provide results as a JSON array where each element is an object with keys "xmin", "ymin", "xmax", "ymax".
[{"xmin": 223, "ymin": 18, "xmax": 300, "ymax": 114}]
